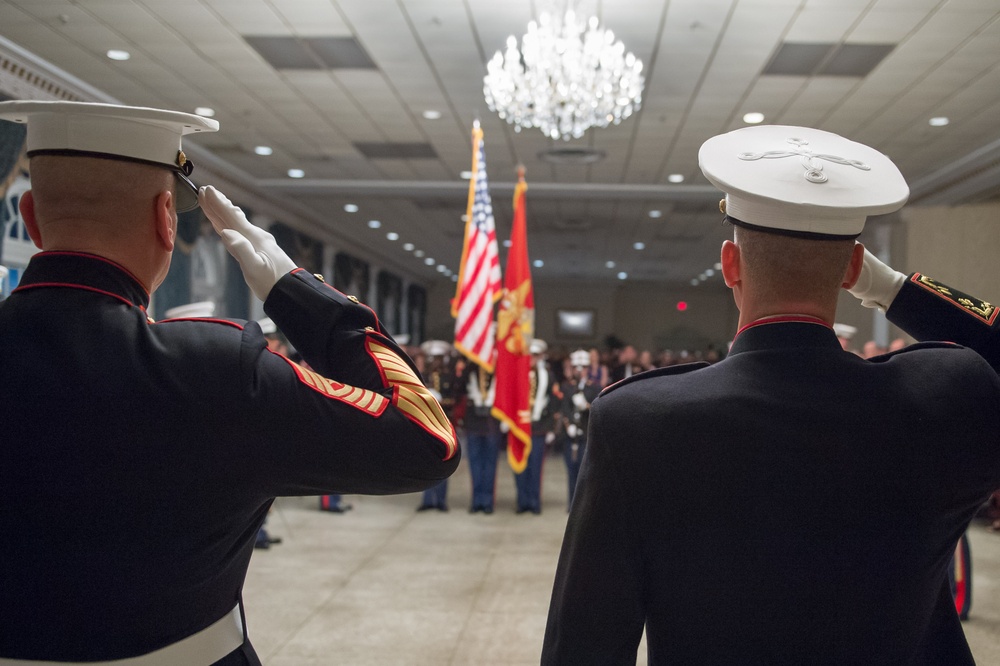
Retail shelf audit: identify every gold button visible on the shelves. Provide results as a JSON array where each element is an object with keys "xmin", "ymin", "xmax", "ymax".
[
  {"xmin": 313, "ymin": 273, "xmax": 325, "ymax": 282},
  {"xmin": 347, "ymin": 295, "xmax": 360, "ymax": 304}
]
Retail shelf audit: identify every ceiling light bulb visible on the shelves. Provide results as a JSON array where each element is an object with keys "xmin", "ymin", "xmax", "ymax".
[
  {"xmin": 460, "ymin": 171, "xmax": 474, "ymax": 179},
  {"xmin": 422, "ymin": 110, "xmax": 442, "ymax": 120},
  {"xmin": 648, "ymin": 210, "xmax": 662, "ymax": 218},
  {"xmin": 667, "ymin": 174, "xmax": 685, "ymax": 183},
  {"xmin": 606, "ymin": 261, "xmax": 616, "ymax": 269},
  {"xmin": 690, "ymin": 279, "xmax": 699, "ymax": 286},
  {"xmin": 287, "ymin": 169, "xmax": 305, "ymax": 178},
  {"xmin": 403, "ymin": 243, "xmax": 415, "ymax": 251},
  {"xmin": 194, "ymin": 107, "xmax": 215, "ymax": 117},
  {"xmin": 743, "ymin": 112, "xmax": 765, "ymax": 124},
  {"xmin": 503, "ymin": 240, "xmax": 512, "ymax": 248},
  {"xmin": 414, "ymin": 250, "xmax": 425, "ymax": 258},
  {"xmin": 106, "ymin": 49, "xmax": 131, "ymax": 61},
  {"xmin": 617, "ymin": 272, "xmax": 628, "ymax": 280},
  {"xmin": 929, "ymin": 117, "xmax": 949, "ymax": 127},
  {"xmin": 344, "ymin": 204, "xmax": 359, "ymax": 213},
  {"xmin": 425, "ymin": 258, "xmax": 435, "ymax": 266},
  {"xmin": 253, "ymin": 145, "xmax": 273, "ymax": 156},
  {"xmin": 633, "ymin": 242, "xmax": 645, "ymax": 250},
  {"xmin": 534, "ymin": 259, "xmax": 544, "ymax": 268},
  {"xmin": 367, "ymin": 220, "xmax": 381, "ymax": 229},
  {"xmin": 386, "ymin": 232, "xmax": 399, "ymax": 241}
]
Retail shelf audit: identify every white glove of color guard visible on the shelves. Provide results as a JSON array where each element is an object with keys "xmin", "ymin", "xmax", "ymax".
[
  {"xmin": 572, "ymin": 392, "xmax": 588, "ymax": 411},
  {"xmin": 566, "ymin": 424, "xmax": 580, "ymax": 439},
  {"xmin": 847, "ymin": 246, "xmax": 907, "ymax": 312},
  {"xmin": 198, "ymin": 186, "xmax": 296, "ymax": 302}
]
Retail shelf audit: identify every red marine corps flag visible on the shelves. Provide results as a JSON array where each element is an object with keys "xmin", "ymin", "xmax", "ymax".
[
  {"xmin": 491, "ymin": 168, "xmax": 534, "ymax": 473},
  {"xmin": 452, "ymin": 121, "xmax": 502, "ymax": 371}
]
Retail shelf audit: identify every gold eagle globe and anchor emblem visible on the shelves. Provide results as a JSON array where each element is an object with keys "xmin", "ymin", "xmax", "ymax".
[{"xmin": 497, "ymin": 280, "xmax": 534, "ymax": 355}]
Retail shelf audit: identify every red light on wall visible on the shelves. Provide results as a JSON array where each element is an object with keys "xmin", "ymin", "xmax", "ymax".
[{"xmin": 677, "ymin": 301, "xmax": 688, "ymax": 311}]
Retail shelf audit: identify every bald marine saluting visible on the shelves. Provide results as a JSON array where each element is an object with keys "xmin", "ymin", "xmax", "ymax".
[
  {"xmin": 542, "ymin": 125, "xmax": 1000, "ymax": 665},
  {"xmin": 0, "ymin": 101, "xmax": 458, "ymax": 665}
]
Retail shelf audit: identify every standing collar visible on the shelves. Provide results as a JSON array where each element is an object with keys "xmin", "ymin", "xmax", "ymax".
[
  {"xmin": 729, "ymin": 315, "xmax": 840, "ymax": 356},
  {"xmin": 14, "ymin": 251, "xmax": 151, "ymax": 310}
]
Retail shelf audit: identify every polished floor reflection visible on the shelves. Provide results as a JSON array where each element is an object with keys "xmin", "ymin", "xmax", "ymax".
[{"xmin": 244, "ymin": 452, "xmax": 1000, "ymax": 665}]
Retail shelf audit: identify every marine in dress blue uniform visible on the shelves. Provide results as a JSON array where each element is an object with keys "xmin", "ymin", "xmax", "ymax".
[
  {"xmin": 542, "ymin": 125, "xmax": 1000, "ymax": 665},
  {"xmin": 556, "ymin": 349, "xmax": 601, "ymax": 508},
  {"xmin": 0, "ymin": 101, "xmax": 458, "ymax": 666},
  {"xmin": 513, "ymin": 338, "xmax": 557, "ymax": 514},
  {"xmin": 462, "ymin": 364, "xmax": 501, "ymax": 513},
  {"xmin": 416, "ymin": 339, "xmax": 458, "ymax": 512},
  {"xmin": 848, "ymin": 247, "xmax": 1000, "ymax": 624}
]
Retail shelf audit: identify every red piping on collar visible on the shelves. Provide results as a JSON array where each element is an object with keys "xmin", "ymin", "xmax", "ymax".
[
  {"xmin": 735, "ymin": 315, "xmax": 832, "ymax": 340},
  {"xmin": 36, "ymin": 251, "xmax": 150, "ymax": 298}
]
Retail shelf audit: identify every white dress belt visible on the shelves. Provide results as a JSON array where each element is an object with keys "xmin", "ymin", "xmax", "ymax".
[{"xmin": 0, "ymin": 604, "xmax": 244, "ymax": 666}]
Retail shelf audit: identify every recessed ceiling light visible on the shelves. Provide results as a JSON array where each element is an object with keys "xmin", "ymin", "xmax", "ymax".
[
  {"xmin": 403, "ymin": 243, "xmax": 415, "ymax": 251},
  {"xmin": 714, "ymin": 262, "xmax": 722, "ymax": 270},
  {"xmin": 929, "ymin": 117, "xmax": 950, "ymax": 127},
  {"xmin": 461, "ymin": 214, "xmax": 469, "ymax": 222},
  {"xmin": 344, "ymin": 204, "xmax": 359, "ymax": 213},
  {"xmin": 194, "ymin": 107, "xmax": 215, "ymax": 117},
  {"xmin": 743, "ymin": 112, "xmax": 765, "ymax": 124},
  {"xmin": 606, "ymin": 261, "xmax": 616, "ymax": 269},
  {"xmin": 367, "ymin": 220, "xmax": 381, "ymax": 229},
  {"xmin": 705, "ymin": 268, "xmax": 715, "ymax": 277},
  {"xmin": 287, "ymin": 168, "xmax": 305, "ymax": 178},
  {"xmin": 667, "ymin": 174, "xmax": 685, "ymax": 183},
  {"xmin": 690, "ymin": 279, "xmax": 699, "ymax": 286},
  {"xmin": 617, "ymin": 272, "xmax": 628, "ymax": 280},
  {"xmin": 253, "ymin": 145, "xmax": 273, "ymax": 156},
  {"xmin": 424, "ymin": 257, "xmax": 435, "ymax": 266},
  {"xmin": 460, "ymin": 171, "xmax": 474, "ymax": 179},
  {"xmin": 422, "ymin": 110, "xmax": 442, "ymax": 120},
  {"xmin": 437, "ymin": 265, "xmax": 447, "ymax": 272},
  {"xmin": 106, "ymin": 49, "xmax": 130, "ymax": 61},
  {"xmin": 533, "ymin": 259, "xmax": 544, "ymax": 268},
  {"xmin": 503, "ymin": 239, "xmax": 512, "ymax": 248},
  {"xmin": 451, "ymin": 275, "xmax": 459, "ymax": 282},
  {"xmin": 414, "ymin": 250, "xmax": 425, "ymax": 258},
  {"xmin": 648, "ymin": 210, "xmax": 662, "ymax": 218},
  {"xmin": 386, "ymin": 232, "xmax": 399, "ymax": 241},
  {"xmin": 633, "ymin": 242, "xmax": 645, "ymax": 250}
]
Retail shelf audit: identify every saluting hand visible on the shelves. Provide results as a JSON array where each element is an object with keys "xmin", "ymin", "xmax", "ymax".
[
  {"xmin": 847, "ymin": 244, "xmax": 907, "ymax": 312},
  {"xmin": 198, "ymin": 186, "xmax": 297, "ymax": 302}
]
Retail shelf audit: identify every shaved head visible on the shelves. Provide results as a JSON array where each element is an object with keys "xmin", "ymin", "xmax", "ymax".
[{"xmin": 734, "ymin": 226, "xmax": 855, "ymax": 303}]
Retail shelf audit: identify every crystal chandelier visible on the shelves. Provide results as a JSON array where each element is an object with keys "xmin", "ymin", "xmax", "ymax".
[{"xmin": 483, "ymin": 8, "xmax": 645, "ymax": 141}]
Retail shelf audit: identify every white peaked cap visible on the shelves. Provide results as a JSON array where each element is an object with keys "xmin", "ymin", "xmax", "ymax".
[
  {"xmin": 165, "ymin": 301, "xmax": 216, "ymax": 319},
  {"xmin": 699, "ymin": 125, "xmax": 909, "ymax": 238},
  {"xmin": 0, "ymin": 100, "xmax": 218, "ymax": 168},
  {"xmin": 833, "ymin": 323, "xmax": 858, "ymax": 339},
  {"xmin": 420, "ymin": 339, "xmax": 452, "ymax": 357},
  {"xmin": 570, "ymin": 349, "xmax": 590, "ymax": 367},
  {"xmin": 530, "ymin": 339, "xmax": 548, "ymax": 355},
  {"xmin": 257, "ymin": 317, "xmax": 277, "ymax": 335}
]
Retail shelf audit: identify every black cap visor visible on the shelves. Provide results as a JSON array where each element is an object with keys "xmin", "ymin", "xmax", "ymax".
[{"xmin": 173, "ymin": 171, "xmax": 200, "ymax": 213}]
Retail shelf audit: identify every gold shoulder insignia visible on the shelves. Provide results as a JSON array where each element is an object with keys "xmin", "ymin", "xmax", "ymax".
[
  {"xmin": 281, "ymin": 356, "xmax": 389, "ymax": 416},
  {"xmin": 368, "ymin": 338, "xmax": 459, "ymax": 460},
  {"xmin": 912, "ymin": 274, "xmax": 998, "ymax": 325}
]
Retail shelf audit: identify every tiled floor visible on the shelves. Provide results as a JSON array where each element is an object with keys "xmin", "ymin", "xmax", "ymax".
[{"xmin": 244, "ymin": 451, "xmax": 1000, "ymax": 665}]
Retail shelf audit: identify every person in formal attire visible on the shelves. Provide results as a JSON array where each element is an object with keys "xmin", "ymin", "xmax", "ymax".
[
  {"xmin": 513, "ymin": 338, "xmax": 557, "ymax": 514},
  {"xmin": 416, "ymin": 339, "xmax": 458, "ymax": 512},
  {"xmin": 0, "ymin": 101, "xmax": 458, "ymax": 666},
  {"xmin": 542, "ymin": 125, "xmax": 1000, "ymax": 665},
  {"xmin": 608, "ymin": 344, "xmax": 639, "ymax": 383},
  {"xmin": 556, "ymin": 349, "xmax": 601, "ymax": 508},
  {"xmin": 847, "ymin": 246, "xmax": 1000, "ymax": 622},
  {"xmin": 461, "ymin": 363, "xmax": 502, "ymax": 513}
]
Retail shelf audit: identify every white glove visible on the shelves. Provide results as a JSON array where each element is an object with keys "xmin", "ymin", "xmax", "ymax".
[
  {"xmin": 499, "ymin": 421, "xmax": 510, "ymax": 433},
  {"xmin": 545, "ymin": 432, "xmax": 555, "ymax": 445},
  {"xmin": 198, "ymin": 186, "xmax": 297, "ymax": 302},
  {"xmin": 566, "ymin": 423, "xmax": 580, "ymax": 438},
  {"xmin": 572, "ymin": 392, "xmax": 589, "ymax": 411},
  {"xmin": 847, "ymin": 246, "xmax": 907, "ymax": 312}
]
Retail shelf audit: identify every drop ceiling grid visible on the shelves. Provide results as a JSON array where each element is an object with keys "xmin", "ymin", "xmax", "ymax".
[
  {"xmin": 201, "ymin": 0, "xmax": 287, "ymax": 34},
  {"xmin": 783, "ymin": 5, "xmax": 874, "ymax": 42},
  {"xmin": 778, "ymin": 77, "xmax": 862, "ymax": 129},
  {"xmin": 271, "ymin": 0, "xmax": 351, "ymax": 35},
  {"xmin": 847, "ymin": 8, "xmax": 937, "ymax": 43}
]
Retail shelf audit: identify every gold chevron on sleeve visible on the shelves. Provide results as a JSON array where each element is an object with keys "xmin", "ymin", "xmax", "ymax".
[
  {"xmin": 283, "ymin": 358, "xmax": 388, "ymax": 416},
  {"xmin": 368, "ymin": 339, "xmax": 459, "ymax": 459}
]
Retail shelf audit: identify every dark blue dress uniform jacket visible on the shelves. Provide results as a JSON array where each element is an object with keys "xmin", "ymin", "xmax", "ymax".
[
  {"xmin": 542, "ymin": 316, "xmax": 1000, "ymax": 666},
  {"xmin": 0, "ymin": 251, "xmax": 459, "ymax": 664}
]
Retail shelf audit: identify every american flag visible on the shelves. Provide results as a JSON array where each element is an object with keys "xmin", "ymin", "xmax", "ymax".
[{"xmin": 452, "ymin": 122, "xmax": 502, "ymax": 372}]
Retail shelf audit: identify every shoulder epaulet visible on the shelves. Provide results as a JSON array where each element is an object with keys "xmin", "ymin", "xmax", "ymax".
[
  {"xmin": 599, "ymin": 361, "xmax": 710, "ymax": 397},
  {"xmin": 909, "ymin": 273, "xmax": 998, "ymax": 325}
]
